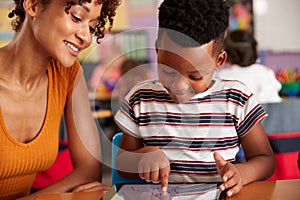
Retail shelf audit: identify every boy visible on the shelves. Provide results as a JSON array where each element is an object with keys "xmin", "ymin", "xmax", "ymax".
[{"xmin": 115, "ymin": 0, "xmax": 275, "ymax": 197}]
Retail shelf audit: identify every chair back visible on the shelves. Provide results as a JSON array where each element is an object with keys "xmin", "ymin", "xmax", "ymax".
[{"xmin": 111, "ymin": 132, "xmax": 144, "ymax": 185}]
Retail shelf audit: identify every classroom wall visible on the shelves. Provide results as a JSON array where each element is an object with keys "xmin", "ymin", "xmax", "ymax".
[
  {"xmin": 125, "ymin": 0, "xmax": 300, "ymax": 70},
  {"xmin": 253, "ymin": 0, "xmax": 300, "ymax": 53},
  {"xmin": 252, "ymin": 0, "xmax": 300, "ymax": 69},
  {"xmin": 1, "ymin": 0, "xmax": 299, "ymax": 71},
  {"xmin": 261, "ymin": 52, "xmax": 300, "ymax": 70}
]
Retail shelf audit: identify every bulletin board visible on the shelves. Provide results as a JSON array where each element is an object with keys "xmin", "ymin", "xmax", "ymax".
[
  {"xmin": 227, "ymin": 0, "xmax": 254, "ymax": 34},
  {"xmin": 226, "ymin": 0, "xmax": 300, "ymax": 52},
  {"xmin": 0, "ymin": 2, "xmax": 14, "ymax": 47},
  {"xmin": 128, "ymin": 0, "xmax": 158, "ymax": 16}
]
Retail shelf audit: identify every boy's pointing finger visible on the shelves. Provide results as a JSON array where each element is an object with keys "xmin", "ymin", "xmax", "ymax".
[
  {"xmin": 160, "ymin": 172, "xmax": 169, "ymax": 192},
  {"xmin": 214, "ymin": 152, "xmax": 227, "ymax": 167}
]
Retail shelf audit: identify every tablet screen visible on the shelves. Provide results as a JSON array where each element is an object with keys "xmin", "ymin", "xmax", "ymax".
[{"xmin": 103, "ymin": 183, "xmax": 227, "ymax": 200}]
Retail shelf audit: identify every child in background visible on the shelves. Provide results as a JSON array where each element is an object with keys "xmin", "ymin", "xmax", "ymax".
[
  {"xmin": 218, "ymin": 30, "xmax": 282, "ymax": 103},
  {"xmin": 114, "ymin": 0, "xmax": 275, "ymax": 198},
  {"xmin": 115, "ymin": 58, "xmax": 154, "ymax": 103},
  {"xmin": 89, "ymin": 55, "xmax": 125, "ymax": 93}
]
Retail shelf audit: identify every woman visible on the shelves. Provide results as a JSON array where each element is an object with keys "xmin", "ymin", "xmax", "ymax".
[{"xmin": 0, "ymin": 0, "xmax": 121, "ymax": 199}]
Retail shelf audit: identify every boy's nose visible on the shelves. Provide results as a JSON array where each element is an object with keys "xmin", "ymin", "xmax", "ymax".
[{"xmin": 171, "ymin": 76, "xmax": 189, "ymax": 93}]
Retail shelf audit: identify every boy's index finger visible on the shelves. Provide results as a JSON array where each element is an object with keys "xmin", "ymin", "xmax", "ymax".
[
  {"xmin": 160, "ymin": 172, "xmax": 169, "ymax": 192},
  {"xmin": 213, "ymin": 152, "xmax": 227, "ymax": 167}
]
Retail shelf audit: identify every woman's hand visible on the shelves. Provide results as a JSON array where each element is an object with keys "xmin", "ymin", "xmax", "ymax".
[
  {"xmin": 72, "ymin": 181, "xmax": 111, "ymax": 192},
  {"xmin": 16, "ymin": 196, "xmax": 35, "ymax": 200},
  {"xmin": 138, "ymin": 146, "xmax": 170, "ymax": 192},
  {"xmin": 214, "ymin": 152, "xmax": 243, "ymax": 197},
  {"xmin": 16, "ymin": 181, "xmax": 110, "ymax": 200}
]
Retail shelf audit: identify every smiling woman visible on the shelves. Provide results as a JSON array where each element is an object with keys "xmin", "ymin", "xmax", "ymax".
[
  {"xmin": 9, "ymin": 0, "xmax": 120, "ymax": 43},
  {"xmin": 0, "ymin": 0, "xmax": 121, "ymax": 199}
]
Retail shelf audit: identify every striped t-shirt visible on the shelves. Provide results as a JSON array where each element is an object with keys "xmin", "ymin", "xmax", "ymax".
[{"xmin": 115, "ymin": 79, "xmax": 267, "ymax": 183}]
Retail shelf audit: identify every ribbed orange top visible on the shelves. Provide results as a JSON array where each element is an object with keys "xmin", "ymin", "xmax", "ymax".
[{"xmin": 0, "ymin": 60, "xmax": 81, "ymax": 199}]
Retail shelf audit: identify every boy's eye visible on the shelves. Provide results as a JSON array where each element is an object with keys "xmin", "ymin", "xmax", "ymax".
[
  {"xmin": 188, "ymin": 75, "xmax": 203, "ymax": 81},
  {"xmin": 163, "ymin": 69, "xmax": 176, "ymax": 75},
  {"xmin": 71, "ymin": 14, "xmax": 82, "ymax": 22}
]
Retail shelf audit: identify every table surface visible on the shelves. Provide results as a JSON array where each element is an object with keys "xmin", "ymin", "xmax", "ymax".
[
  {"xmin": 35, "ymin": 179, "xmax": 300, "ymax": 200},
  {"xmin": 228, "ymin": 179, "xmax": 300, "ymax": 200},
  {"xmin": 35, "ymin": 190, "xmax": 106, "ymax": 200},
  {"xmin": 92, "ymin": 109, "xmax": 112, "ymax": 118}
]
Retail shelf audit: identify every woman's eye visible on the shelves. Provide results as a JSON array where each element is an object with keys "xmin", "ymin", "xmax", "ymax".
[{"xmin": 71, "ymin": 14, "xmax": 82, "ymax": 22}]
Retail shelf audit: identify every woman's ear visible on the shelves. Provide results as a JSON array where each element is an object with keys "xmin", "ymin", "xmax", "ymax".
[
  {"xmin": 23, "ymin": 0, "xmax": 41, "ymax": 17},
  {"xmin": 215, "ymin": 50, "xmax": 227, "ymax": 69}
]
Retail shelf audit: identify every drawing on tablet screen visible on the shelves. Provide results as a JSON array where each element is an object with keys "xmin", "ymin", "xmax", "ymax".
[{"xmin": 115, "ymin": 183, "xmax": 222, "ymax": 200}]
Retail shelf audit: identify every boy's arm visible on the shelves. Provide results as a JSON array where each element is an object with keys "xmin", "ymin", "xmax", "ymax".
[
  {"xmin": 237, "ymin": 122, "xmax": 275, "ymax": 184},
  {"xmin": 215, "ymin": 122, "xmax": 275, "ymax": 197},
  {"xmin": 116, "ymin": 132, "xmax": 144, "ymax": 179},
  {"xmin": 116, "ymin": 132, "xmax": 170, "ymax": 191}
]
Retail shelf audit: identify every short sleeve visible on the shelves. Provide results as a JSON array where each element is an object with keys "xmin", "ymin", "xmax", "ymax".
[
  {"xmin": 114, "ymin": 87, "xmax": 143, "ymax": 138},
  {"xmin": 235, "ymin": 92, "xmax": 268, "ymax": 137}
]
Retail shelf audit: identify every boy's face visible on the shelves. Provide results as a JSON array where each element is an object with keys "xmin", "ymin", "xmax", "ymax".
[{"xmin": 156, "ymin": 32, "xmax": 225, "ymax": 103}]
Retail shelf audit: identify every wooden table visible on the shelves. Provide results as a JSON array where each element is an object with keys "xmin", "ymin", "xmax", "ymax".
[
  {"xmin": 92, "ymin": 110, "xmax": 113, "ymax": 118},
  {"xmin": 89, "ymin": 91, "xmax": 113, "ymax": 102},
  {"xmin": 35, "ymin": 179, "xmax": 300, "ymax": 200},
  {"xmin": 35, "ymin": 190, "xmax": 106, "ymax": 200},
  {"xmin": 228, "ymin": 179, "xmax": 300, "ymax": 200}
]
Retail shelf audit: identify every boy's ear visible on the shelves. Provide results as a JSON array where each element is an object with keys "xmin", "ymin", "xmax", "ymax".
[
  {"xmin": 215, "ymin": 50, "xmax": 227, "ymax": 69},
  {"xmin": 23, "ymin": 0, "xmax": 41, "ymax": 17}
]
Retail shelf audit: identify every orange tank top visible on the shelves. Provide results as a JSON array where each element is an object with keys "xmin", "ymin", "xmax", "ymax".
[{"xmin": 0, "ymin": 60, "xmax": 81, "ymax": 199}]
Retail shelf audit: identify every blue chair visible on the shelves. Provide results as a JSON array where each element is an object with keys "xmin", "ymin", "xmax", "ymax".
[{"xmin": 111, "ymin": 132, "xmax": 144, "ymax": 185}]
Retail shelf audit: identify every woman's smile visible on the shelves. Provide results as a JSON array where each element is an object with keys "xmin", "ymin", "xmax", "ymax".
[{"xmin": 64, "ymin": 40, "xmax": 82, "ymax": 56}]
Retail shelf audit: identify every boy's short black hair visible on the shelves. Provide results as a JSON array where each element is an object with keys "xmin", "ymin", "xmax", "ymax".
[
  {"xmin": 157, "ymin": 0, "xmax": 229, "ymax": 56},
  {"xmin": 224, "ymin": 30, "xmax": 258, "ymax": 67}
]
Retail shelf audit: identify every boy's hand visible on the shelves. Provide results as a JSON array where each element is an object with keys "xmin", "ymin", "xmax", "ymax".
[
  {"xmin": 214, "ymin": 152, "xmax": 243, "ymax": 197},
  {"xmin": 138, "ymin": 146, "xmax": 170, "ymax": 192}
]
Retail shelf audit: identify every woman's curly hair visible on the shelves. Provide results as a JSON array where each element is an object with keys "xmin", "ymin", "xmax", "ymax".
[
  {"xmin": 157, "ymin": 0, "xmax": 229, "ymax": 56},
  {"xmin": 8, "ymin": 0, "xmax": 122, "ymax": 43}
]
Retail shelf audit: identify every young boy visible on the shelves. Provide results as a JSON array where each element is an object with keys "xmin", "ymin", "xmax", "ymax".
[{"xmin": 114, "ymin": 0, "xmax": 275, "ymax": 198}]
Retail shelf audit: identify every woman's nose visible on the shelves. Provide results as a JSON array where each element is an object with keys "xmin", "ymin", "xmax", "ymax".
[{"xmin": 76, "ymin": 24, "xmax": 92, "ymax": 46}]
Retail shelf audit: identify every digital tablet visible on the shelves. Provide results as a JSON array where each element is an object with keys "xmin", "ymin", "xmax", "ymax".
[{"xmin": 103, "ymin": 183, "xmax": 227, "ymax": 200}]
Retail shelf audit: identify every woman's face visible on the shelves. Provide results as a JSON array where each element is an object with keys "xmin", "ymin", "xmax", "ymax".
[{"xmin": 30, "ymin": 0, "xmax": 102, "ymax": 67}]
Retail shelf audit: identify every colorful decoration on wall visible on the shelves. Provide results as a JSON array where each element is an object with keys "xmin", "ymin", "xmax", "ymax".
[
  {"xmin": 227, "ymin": 0, "xmax": 253, "ymax": 33},
  {"xmin": 229, "ymin": 3, "xmax": 251, "ymax": 30},
  {"xmin": 0, "ymin": 6, "xmax": 14, "ymax": 47}
]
